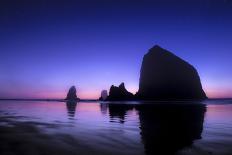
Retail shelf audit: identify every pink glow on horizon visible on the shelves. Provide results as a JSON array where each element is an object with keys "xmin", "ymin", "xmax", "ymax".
[
  {"xmin": 2, "ymin": 89, "xmax": 232, "ymax": 99},
  {"xmin": 29, "ymin": 86, "xmax": 232, "ymax": 99},
  {"xmin": 205, "ymin": 87, "xmax": 232, "ymax": 98},
  {"xmin": 1, "ymin": 83, "xmax": 232, "ymax": 99}
]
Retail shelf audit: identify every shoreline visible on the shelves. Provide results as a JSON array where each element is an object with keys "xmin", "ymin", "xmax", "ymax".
[{"xmin": 0, "ymin": 98, "xmax": 232, "ymax": 103}]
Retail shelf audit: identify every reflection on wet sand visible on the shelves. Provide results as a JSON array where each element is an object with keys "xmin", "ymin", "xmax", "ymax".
[
  {"xmin": 66, "ymin": 101, "xmax": 77, "ymax": 119},
  {"xmin": 4, "ymin": 101, "xmax": 232, "ymax": 155},
  {"xmin": 106, "ymin": 103, "xmax": 206, "ymax": 155},
  {"xmin": 100, "ymin": 103, "xmax": 108, "ymax": 115},
  {"xmin": 108, "ymin": 104, "xmax": 134, "ymax": 123}
]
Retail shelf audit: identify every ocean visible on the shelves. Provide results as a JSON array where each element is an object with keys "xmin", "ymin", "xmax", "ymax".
[{"xmin": 0, "ymin": 99, "xmax": 232, "ymax": 155}]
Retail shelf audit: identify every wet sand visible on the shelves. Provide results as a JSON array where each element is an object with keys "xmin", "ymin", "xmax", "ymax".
[{"xmin": 0, "ymin": 116, "xmax": 108, "ymax": 155}]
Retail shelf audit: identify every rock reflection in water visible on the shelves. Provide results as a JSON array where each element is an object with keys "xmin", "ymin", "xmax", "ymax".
[
  {"xmin": 66, "ymin": 101, "xmax": 77, "ymax": 119},
  {"xmin": 106, "ymin": 102, "xmax": 206, "ymax": 155},
  {"xmin": 100, "ymin": 103, "xmax": 108, "ymax": 115},
  {"xmin": 137, "ymin": 103, "xmax": 206, "ymax": 155},
  {"xmin": 108, "ymin": 104, "xmax": 134, "ymax": 123}
]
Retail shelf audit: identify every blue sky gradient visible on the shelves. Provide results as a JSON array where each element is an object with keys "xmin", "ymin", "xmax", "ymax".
[{"xmin": 0, "ymin": 0, "xmax": 232, "ymax": 99}]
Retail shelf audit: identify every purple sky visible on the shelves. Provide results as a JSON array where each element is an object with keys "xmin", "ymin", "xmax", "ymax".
[{"xmin": 0, "ymin": 0, "xmax": 232, "ymax": 99}]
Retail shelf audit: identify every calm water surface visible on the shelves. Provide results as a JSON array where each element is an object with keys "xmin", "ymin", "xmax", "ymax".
[{"xmin": 0, "ymin": 100, "xmax": 232, "ymax": 155}]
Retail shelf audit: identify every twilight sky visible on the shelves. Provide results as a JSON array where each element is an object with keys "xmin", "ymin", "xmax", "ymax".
[{"xmin": 0, "ymin": 0, "xmax": 232, "ymax": 99}]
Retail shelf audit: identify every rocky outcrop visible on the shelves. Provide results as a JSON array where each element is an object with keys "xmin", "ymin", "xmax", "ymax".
[
  {"xmin": 99, "ymin": 90, "xmax": 108, "ymax": 101},
  {"xmin": 65, "ymin": 86, "xmax": 80, "ymax": 101},
  {"xmin": 106, "ymin": 83, "xmax": 134, "ymax": 101},
  {"xmin": 136, "ymin": 45, "xmax": 207, "ymax": 100}
]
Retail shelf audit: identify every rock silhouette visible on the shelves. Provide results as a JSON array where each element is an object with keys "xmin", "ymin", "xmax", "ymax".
[
  {"xmin": 99, "ymin": 90, "xmax": 108, "ymax": 101},
  {"xmin": 108, "ymin": 104, "xmax": 134, "ymax": 123},
  {"xmin": 136, "ymin": 103, "xmax": 206, "ymax": 155},
  {"xmin": 65, "ymin": 86, "xmax": 80, "ymax": 101},
  {"xmin": 106, "ymin": 83, "xmax": 134, "ymax": 101},
  {"xmin": 105, "ymin": 102, "xmax": 206, "ymax": 154},
  {"xmin": 136, "ymin": 45, "xmax": 207, "ymax": 100}
]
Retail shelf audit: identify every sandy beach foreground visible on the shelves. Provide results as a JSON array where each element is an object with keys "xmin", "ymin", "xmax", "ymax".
[{"xmin": 0, "ymin": 115, "xmax": 96, "ymax": 155}]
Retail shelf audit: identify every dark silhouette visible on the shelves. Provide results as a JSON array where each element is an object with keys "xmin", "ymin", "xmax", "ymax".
[
  {"xmin": 65, "ymin": 86, "xmax": 80, "ymax": 101},
  {"xmin": 66, "ymin": 101, "xmax": 77, "ymax": 118},
  {"xmin": 136, "ymin": 45, "xmax": 207, "ymax": 100},
  {"xmin": 106, "ymin": 83, "xmax": 134, "ymax": 101},
  {"xmin": 108, "ymin": 103, "xmax": 134, "ymax": 123},
  {"xmin": 136, "ymin": 103, "xmax": 206, "ymax": 155},
  {"xmin": 105, "ymin": 102, "xmax": 206, "ymax": 155},
  {"xmin": 99, "ymin": 90, "xmax": 108, "ymax": 101}
]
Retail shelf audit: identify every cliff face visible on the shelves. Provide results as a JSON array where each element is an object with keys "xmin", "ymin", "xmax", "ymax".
[
  {"xmin": 106, "ymin": 83, "xmax": 134, "ymax": 101},
  {"xmin": 136, "ymin": 45, "xmax": 207, "ymax": 100},
  {"xmin": 66, "ymin": 86, "xmax": 79, "ymax": 101}
]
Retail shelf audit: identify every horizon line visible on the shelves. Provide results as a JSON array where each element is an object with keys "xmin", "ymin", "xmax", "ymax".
[{"xmin": 1, "ymin": 97, "xmax": 232, "ymax": 101}]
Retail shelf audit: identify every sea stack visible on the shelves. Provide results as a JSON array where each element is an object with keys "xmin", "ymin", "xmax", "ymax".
[
  {"xmin": 107, "ymin": 83, "xmax": 134, "ymax": 101},
  {"xmin": 66, "ymin": 86, "xmax": 80, "ymax": 101},
  {"xmin": 136, "ymin": 45, "xmax": 207, "ymax": 100}
]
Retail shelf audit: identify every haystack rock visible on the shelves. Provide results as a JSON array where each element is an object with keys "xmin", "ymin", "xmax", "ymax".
[
  {"xmin": 99, "ymin": 90, "xmax": 108, "ymax": 101},
  {"xmin": 107, "ymin": 83, "xmax": 134, "ymax": 101},
  {"xmin": 136, "ymin": 45, "xmax": 207, "ymax": 100},
  {"xmin": 65, "ymin": 86, "xmax": 80, "ymax": 101}
]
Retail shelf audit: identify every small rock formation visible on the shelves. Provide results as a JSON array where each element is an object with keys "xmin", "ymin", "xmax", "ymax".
[
  {"xmin": 65, "ymin": 86, "xmax": 80, "ymax": 101},
  {"xmin": 99, "ymin": 90, "xmax": 108, "ymax": 101},
  {"xmin": 106, "ymin": 83, "xmax": 134, "ymax": 101},
  {"xmin": 136, "ymin": 45, "xmax": 207, "ymax": 100}
]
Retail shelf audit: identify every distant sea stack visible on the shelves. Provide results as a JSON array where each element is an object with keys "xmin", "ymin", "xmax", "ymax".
[
  {"xmin": 136, "ymin": 45, "xmax": 207, "ymax": 100},
  {"xmin": 99, "ymin": 90, "xmax": 108, "ymax": 101},
  {"xmin": 65, "ymin": 86, "xmax": 80, "ymax": 101},
  {"xmin": 106, "ymin": 83, "xmax": 134, "ymax": 101}
]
